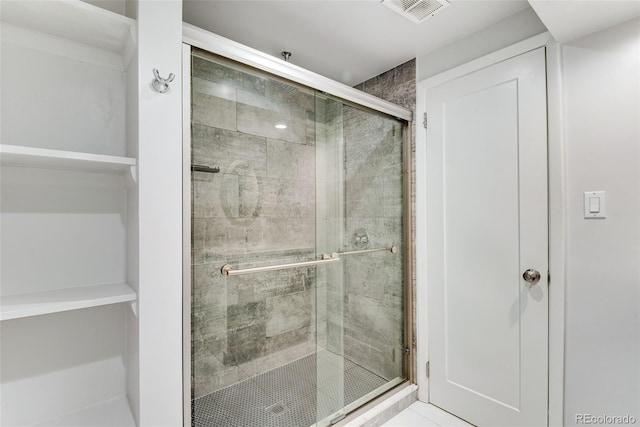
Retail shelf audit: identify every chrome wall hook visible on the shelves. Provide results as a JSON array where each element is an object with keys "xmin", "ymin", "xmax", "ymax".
[{"xmin": 151, "ymin": 68, "xmax": 175, "ymax": 94}]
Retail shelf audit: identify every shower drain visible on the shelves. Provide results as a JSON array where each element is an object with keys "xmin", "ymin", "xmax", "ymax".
[{"xmin": 266, "ymin": 402, "xmax": 289, "ymax": 416}]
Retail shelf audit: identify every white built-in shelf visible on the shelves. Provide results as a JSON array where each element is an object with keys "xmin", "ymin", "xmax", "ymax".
[
  {"xmin": 0, "ymin": 282, "xmax": 137, "ymax": 321},
  {"xmin": 0, "ymin": 0, "xmax": 135, "ymax": 55},
  {"xmin": 0, "ymin": 144, "xmax": 136, "ymax": 174},
  {"xmin": 32, "ymin": 396, "xmax": 136, "ymax": 427}
]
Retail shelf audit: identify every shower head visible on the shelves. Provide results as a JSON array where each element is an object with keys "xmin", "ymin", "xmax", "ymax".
[{"xmin": 281, "ymin": 51, "xmax": 292, "ymax": 62}]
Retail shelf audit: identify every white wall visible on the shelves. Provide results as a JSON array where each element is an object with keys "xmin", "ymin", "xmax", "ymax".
[
  {"xmin": 81, "ymin": 0, "xmax": 126, "ymax": 16},
  {"xmin": 125, "ymin": 1, "xmax": 140, "ymax": 422},
  {"xmin": 1, "ymin": 305, "xmax": 128, "ymax": 426},
  {"xmin": 417, "ymin": 8, "xmax": 546, "ymax": 81},
  {"xmin": 562, "ymin": 17, "xmax": 640, "ymax": 425},
  {"xmin": 0, "ymin": 42, "xmax": 126, "ymax": 156},
  {"xmin": 416, "ymin": 12, "xmax": 640, "ymax": 426},
  {"xmin": 135, "ymin": 1, "xmax": 184, "ymax": 425}
]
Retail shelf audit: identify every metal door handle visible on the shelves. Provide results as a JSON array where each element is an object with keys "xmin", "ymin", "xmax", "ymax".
[{"xmin": 523, "ymin": 269, "xmax": 541, "ymax": 284}]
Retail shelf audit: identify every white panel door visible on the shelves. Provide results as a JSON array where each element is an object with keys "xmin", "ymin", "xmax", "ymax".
[{"xmin": 426, "ymin": 48, "xmax": 548, "ymax": 427}]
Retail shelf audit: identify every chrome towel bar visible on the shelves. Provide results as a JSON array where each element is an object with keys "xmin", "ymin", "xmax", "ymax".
[
  {"xmin": 338, "ymin": 245, "xmax": 398, "ymax": 256},
  {"xmin": 221, "ymin": 255, "xmax": 340, "ymax": 276},
  {"xmin": 220, "ymin": 245, "xmax": 398, "ymax": 277}
]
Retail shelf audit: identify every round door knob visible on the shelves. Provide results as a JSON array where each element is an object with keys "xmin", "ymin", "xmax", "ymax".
[{"xmin": 523, "ymin": 269, "xmax": 541, "ymax": 283}]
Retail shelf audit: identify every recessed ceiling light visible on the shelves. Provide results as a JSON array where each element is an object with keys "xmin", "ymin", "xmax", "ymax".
[{"xmin": 275, "ymin": 124, "xmax": 287, "ymax": 129}]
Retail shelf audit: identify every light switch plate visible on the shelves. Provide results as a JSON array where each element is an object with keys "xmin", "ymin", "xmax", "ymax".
[{"xmin": 584, "ymin": 191, "xmax": 606, "ymax": 219}]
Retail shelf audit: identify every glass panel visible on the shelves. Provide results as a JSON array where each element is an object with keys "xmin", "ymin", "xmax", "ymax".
[
  {"xmin": 190, "ymin": 47, "xmax": 407, "ymax": 427},
  {"xmin": 341, "ymin": 105, "xmax": 406, "ymax": 402},
  {"xmin": 314, "ymin": 97, "xmax": 406, "ymax": 425},
  {"xmin": 190, "ymin": 49, "xmax": 321, "ymax": 427},
  {"xmin": 315, "ymin": 94, "xmax": 347, "ymax": 423}
]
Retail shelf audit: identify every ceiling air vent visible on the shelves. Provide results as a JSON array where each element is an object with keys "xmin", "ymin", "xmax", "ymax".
[{"xmin": 381, "ymin": 0, "xmax": 451, "ymax": 24}]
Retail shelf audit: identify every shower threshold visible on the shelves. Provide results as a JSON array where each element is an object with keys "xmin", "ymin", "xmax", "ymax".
[{"xmin": 192, "ymin": 350, "xmax": 396, "ymax": 427}]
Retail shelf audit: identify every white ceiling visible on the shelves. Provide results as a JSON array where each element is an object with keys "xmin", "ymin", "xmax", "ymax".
[
  {"xmin": 182, "ymin": 0, "xmax": 531, "ymax": 86},
  {"xmin": 529, "ymin": 0, "xmax": 640, "ymax": 43}
]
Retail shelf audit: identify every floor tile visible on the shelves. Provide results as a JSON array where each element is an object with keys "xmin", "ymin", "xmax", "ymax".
[
  {"xmin": 193, "ymin": 350, "xmax": 391, "ymax": 426},
  {"xmin": 408, "ymin": 402, "xmax": 474, "ymax": 427},
  {"xmin": 383, "ymin": 408, "xmax": 439, "ymax": 427}
]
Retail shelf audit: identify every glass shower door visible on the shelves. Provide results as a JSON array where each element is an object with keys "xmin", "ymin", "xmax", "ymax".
[
  {"xmin": 191, "ymin": 49, "xmax": 324, "ymax": 426},
  {"xmin": 189, "ymin": 47, "xmax": 407, "ymax": 427},
  {"xmin": 314, "ymin": 96, "xmax": 407, "ymax": 425}
]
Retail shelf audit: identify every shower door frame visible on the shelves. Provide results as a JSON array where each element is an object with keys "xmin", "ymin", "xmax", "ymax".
[{"xmin": 181, "ymin": 23, "xmax": 415, "ymax": 426}]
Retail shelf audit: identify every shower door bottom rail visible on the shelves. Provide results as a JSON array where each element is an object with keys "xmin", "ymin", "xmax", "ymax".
[{"xmin": 220, "ymin": 245, "xmax": 398, "ymax": 277}]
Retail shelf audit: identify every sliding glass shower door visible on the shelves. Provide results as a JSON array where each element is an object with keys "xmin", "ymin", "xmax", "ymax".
[
  {"xmin": 189, "ymin": 47, "xmax": 407, "ymax": 427},
  {"xmin": 314, "ymin": 95, "xmax": 406, "ymax": 425}
]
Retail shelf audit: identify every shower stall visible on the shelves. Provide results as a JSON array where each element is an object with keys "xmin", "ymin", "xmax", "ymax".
[{"xmin": 183, "ymin": 30, "xmax": 413, "ymax": 426}]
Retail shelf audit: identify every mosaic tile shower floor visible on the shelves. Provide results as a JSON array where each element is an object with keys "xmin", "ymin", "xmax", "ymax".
[{"xmin": 193, "ymin": 351, "xmax": 388, "ymax": 427}]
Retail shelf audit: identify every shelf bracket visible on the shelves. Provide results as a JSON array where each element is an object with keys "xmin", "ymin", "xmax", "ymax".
[
  {"xmin": 129, "ymin": 301, "xmax": 138, "ymax": 318},
  {"xmin": 125, "ymin": 165, "xmax": 137, "ymax": 187}
]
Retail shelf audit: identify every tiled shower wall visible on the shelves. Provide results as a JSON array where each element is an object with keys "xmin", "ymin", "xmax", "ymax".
[
  {"xmin": 330, "ymin": 107, "xmax": 404, "ymax": 381},
  {"xmin": 190, "ymin": 51, "xmax": 415, "ymax": 399},
  {"xmin": 315, "ymin": 96, "xmax": 345, "ymax": 352},
  {"xmin": 341, "ymin": 60, "xmax": 416, "ymax": 380},
  {"xmin": 190, "ymin": 51, "xmax": 318, "ymax": 398}
]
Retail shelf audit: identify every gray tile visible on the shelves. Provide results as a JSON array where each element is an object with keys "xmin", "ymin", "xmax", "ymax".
[
  {"xmin": 192, "ymin": 124, "xmax": 267, "ymax": 178},
  {"xmin": 192, "ymin": 351, "xmax": 399, "ymax": 426},
  {"xmin": 261, "ymin": 176, "xmax": 315, "ymax": 219},
  {"xmin": 375, "ymin": 68, "xmax": 395, "ymax": 96},
  {"xmin": 344, "ymin": 363, "xmax": 387, "ymax": 405},
  {"xmin": 345, "ymin": 128, "xmax": 402, "ymax": 182},
  {"xmin": 266, "ymin": 325, "xmax": 312, "ymax": 355},
  {"xmin": 289, "ymin": 353, "xmax": 317, "ymax": 382},
  {"xmin": 345, "ymin": 217, "xmax": 402, "ymax": 249},
  {"xmin": 192, "ymin": 264, "xmax": 227, "ymax": 313},
  {"xmin": 192, "ymin": 314, "xmax": 227, "ymax": 362},
  {"xmin": 191, "ymin": 55, "xmax": 413, "ymax": 426},
  {"xmin": 236, "ymin": 89, "xmax": 310, "ymax": 144},
  {"xmin": 204, "ymin": 217, "xmax": 267, "ymax": 261},
  {"xmin": 343, "ymin": 334, "xmax": 386, "ymax": 379},
  {"xmin": 226, "ymin": 279, "xmax": 257, "ymax": 306},
  {"xmin": 192, "ymin": 171, "xmax": 228, "ymax": 219},
  {"xmin": 266, "ymin": 138, "xmax": 315, "ymax": 180},
  {"xmin": 191, "ymin": 218, "xmax": 206, "ymax": 263},
  {"xmin": 258, "ymin": 266, "xmax": 314, "ymax": 298},
  {"xmin": 226, "ymin": 264, "xmax": 314, "ymax": 306},
  {"xmin": 227, "ymin": 301, "xmax": 266, "ymax": 330},
  {"xmin": 393, "ymin": 59, "xmax": 416, "ymax": 85},
  {"xmin": 387, "ymin": 80, "xmax": 416, "ymax": 111},
  {"xmin": 192, "ymin": 54, "xmax": 266, "ymax": 96},
  {"xmin": 194, "ymin": 376, "xmax": 272, "ymax": 427},
  {"xmin": 361, "ymin": 77, "xmax": 384, "ymax": 98},
  {"xmin": 344, "ymin": 252, "xmax": 403, "ymax": 303},
  {"xmin": 266, "ymin": 289, "xmax": 313, "ymax": 337},
  {"xmin": 193, "ymin": 354, "xmax": 225, "ymax": 398},
  {"xmin": 383, "ymin": 175, "xmax": 403, "ymax": 218},
  {"xmin": 346, "ymin": 175, "xmax": 385, "ymax": 218},
  {"xmin": 225, "ymin": 322, "xmax": 267, "ymax": 366},
  {"xmin": 264, "ymin": 217, "xmax": 315, "ymax": 252},
  {"xmin": 343, "ymin": 256, "xmax": 386, "ymax": 301},
  {"xmin": 254, "ymin": 363, "xmax": 315, "ymax": 403},
  {"xmin": 345, "ymin": 293, "xmax": 403, "ymax": 348},
  {"xmin": 192, "ymin": 77, "xmax": 237, "ymax": 131},
  {"xmin": 326, "ymin": 320, "xmax": 343, "ymax": 354},
  {"xmin": 316, "ymin": 389, "xmax": 342, "ymax": 421}
]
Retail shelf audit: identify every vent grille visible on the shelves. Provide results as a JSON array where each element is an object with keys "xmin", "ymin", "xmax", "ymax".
[{"xmin": 382, "ymin": 0, "xmax": 451, "ymax": 24}]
